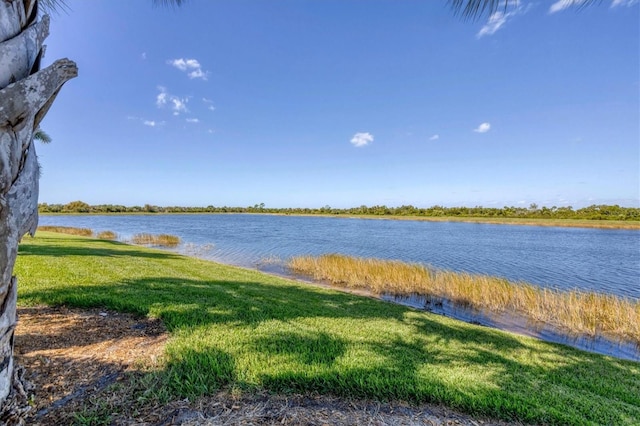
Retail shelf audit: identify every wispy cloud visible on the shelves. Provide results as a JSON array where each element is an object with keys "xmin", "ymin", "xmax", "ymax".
[
  {"xmin": 350, "ymin": 132, "xmax": 374, "ymax": 147},
  {"xmin": 203, "ymin": 98, "xmax": 216, "ymax": 111},
  {"xmin": 170, "ymin": 98, "xmax": 188, "ymax": 115},
  {"xmin": 156, "ymin": 86, "xmax": 168, "ymax": 107},
  {"xmin": 474, "ymin": 122, "xmax": 491, "ymax": 133},
  {"xmin": 549, "ymin": 0, "xmax": 589, "ymax": 13},
  {"xmin": 141, "ymin": 52, "xmax": 147, "ymax": 60},
  {"xmin": 127, "ymin": 115, "xmax": 164, "ymax": 127},
  {"xmin": 168, "ymin": 58, "xmax": 209, "ymax": 80},
  {"xmin": 611, "ymin": 0, "xmax": 638, "ymax": 7},
  {"xmin": 477, "ymin": 3, "xmax": 528, "ymax": 38},
  {"xmin": 186, "ymin": 118, "xmax": 199, "ymax": 123},
  {"xmin": 156, "ymin": 86, "xmax": 189, "ymax": 115},
  {"xmin": 548, "ymin": 1, "xmax": 636, "ymax": 15},
  {"xmin": 429, "ymin": 134, "xmax": 440, "ymax": 141}
]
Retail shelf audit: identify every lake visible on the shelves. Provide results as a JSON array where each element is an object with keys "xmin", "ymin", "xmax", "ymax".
[{"xmin": 38, "ymin": 214, "xmax": 640, "ymax": 300}]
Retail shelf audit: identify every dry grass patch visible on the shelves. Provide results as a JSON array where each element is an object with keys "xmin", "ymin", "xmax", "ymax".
[
  {"xmin": 37, "ymin": 226, "xmax": 93, "ymax": 237},
  {"xmin": 96, "ymin": 230, "xmax": 118, "ymax": 240},
  {"xmin": 130, "ymin": 233, "xmax": 181, "ymax": 247},
  {"xmin": 288, "ymin": 254, "xmax": 640, "ymax": 346}
]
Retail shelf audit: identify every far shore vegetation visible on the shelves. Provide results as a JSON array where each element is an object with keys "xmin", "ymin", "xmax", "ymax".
[
  {"xmin": 288, "ymin": 254, "xmax": 640, "ymax": 347},
  {"xmin": 15, "ymin": 232, "xmax": 640, "ymax": 425},
  {"xmin": 38, "ymin": 201, "xmax": 640, "ymax": 229}
]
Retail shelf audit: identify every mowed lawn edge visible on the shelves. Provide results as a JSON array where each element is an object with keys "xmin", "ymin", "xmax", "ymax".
[{"xmin": 14, "ymin": 232, "xmax": 640, "ymax": 425}]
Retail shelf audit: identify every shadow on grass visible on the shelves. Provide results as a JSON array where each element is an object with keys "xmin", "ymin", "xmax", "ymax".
[
  {"xmin": 21, "ymin": 273, "xmax": 640, "ymax": 424},
  {"xmin": 253, "ymin": 330, "xmax": 347, "ymax": 366}
]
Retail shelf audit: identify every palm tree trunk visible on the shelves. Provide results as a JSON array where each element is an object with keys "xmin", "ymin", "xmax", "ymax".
[{"xmin": 0, "ymin": 0, "xmax": 77, "ymax": 415}]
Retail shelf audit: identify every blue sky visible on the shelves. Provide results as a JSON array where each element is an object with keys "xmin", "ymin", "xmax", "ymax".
[{"xmin": 38, "ymin": 0, "xmax": 639, "ymax": 208}]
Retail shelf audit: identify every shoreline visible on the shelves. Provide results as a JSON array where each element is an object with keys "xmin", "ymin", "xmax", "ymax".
[
  {"xmin": 39, "ymin": 212, "xmax": 640, "ymax": 230},
  {"xmin": 33, "ymin": 226, "xmax": 640, "ymax": 361},
  {"xmin": 260, "ymin": 261, "xmax": 640, "ymax": 362}
]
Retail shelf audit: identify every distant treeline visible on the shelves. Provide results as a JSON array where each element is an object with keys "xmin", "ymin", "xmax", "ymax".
[{"xmin": 38, "ymin": 201, "xmax": 640, "ymax": 221}]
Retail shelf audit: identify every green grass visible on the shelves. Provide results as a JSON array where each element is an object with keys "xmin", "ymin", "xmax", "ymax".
[{"xmin": 15, "ymin": 232, "xmax": 640, "ymax": 425}]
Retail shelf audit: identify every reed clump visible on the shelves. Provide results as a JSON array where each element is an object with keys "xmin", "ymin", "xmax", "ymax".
[
  {"xmin": 37, "ymin": 226, "xmax": 94, "ymax": 237},
  {"xmin": 96, "ymin": 230, "xmax": 118, "ymax": 240},
  {"xmin": 131, "ymin": 233, "xmax": 180, "ymax": 247},
  {"xmin": 287, "ymin": 254, "xmax": 640, "ymax": 345}
]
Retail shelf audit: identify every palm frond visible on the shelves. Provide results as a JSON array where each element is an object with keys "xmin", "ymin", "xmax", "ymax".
[
  {"xmin": 38, "ymin": 0, "xmax": 70, "ymax": 15},
  {"xmin": 449, "ymin": 0, "xmax": 512, "ymax": 20},
  {"xmin": 450, "ymin": 0, "xmax": 601, "ymax": 20},
  {"xmin": 153, "ymin": 0, "xmax": 188, "ymax": 7},
  {"xmin": 34, "ymin": 128, "xmax": 52, "ymax": 144}
]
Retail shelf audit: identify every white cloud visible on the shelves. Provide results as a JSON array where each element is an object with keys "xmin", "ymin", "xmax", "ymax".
[
  {"xmin": 143, "ymin": 120, "xmax": 165, "ymax": 127},
  {"xmin": 156, "ymin": 86, "xmax": 189, "ymax": 115},
  {"xmin": 477, "ymin": 11, "xmax": 510, "ymax": 37},
  {"xmin": 169, "ymin": 58, "xmax": 199, "ymax": 71},
  {"xmin": 156, "ymin": 86, "xmax": 168, "ymax": 107},
  {"xmin": 188, "ymin": 68, "xmax": 207, "ymax": 80},
  {"xmin": 549, "ymin": 0, "xmax": 588, "ymax": 13},
  {"xmin": 171, "ymin": 97, "xmax": 187, "ymax": 114},
  {"xmin": 429, "ymin": 134, "xmax": 440, "ymax": 141},
  {"xmin": 474, "ymin": 122, "xmax": 491, "ymax": 133},
  {"xmin": 168, "ymin": 58, "xmax": 209, "ymax": 80},
  {"xmin": 547, "ymin": 0, "xmax": 633, "ymax": 13},
  {"xmin": 127, "ymin": 115, "xmax": 164, "ymax": 127},
  {"xmin": 611, "ymin": 0, "xmax": 638, "ymax": 6},
  {"xmin": 203, "ymin": 98, "xmax": 216, "ymax": 111},
  {"xmin": 186, "ymin": 118, "xmax": 199, "ymax": 123},
  {"xmin": 141, "ymin": 52, "xmax": 147, "ymax": 60},
  {"xmin": 350, "ymin": 132, "xmax": 374, "ymax": 147},
  {"xmin": 477, "ymin": 3, "xmax": 529, "ymax": 38}
]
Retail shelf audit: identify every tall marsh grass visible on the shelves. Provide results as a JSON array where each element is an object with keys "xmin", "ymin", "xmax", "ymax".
[
  {"xmin": 37, "ymin": 226, "xmax": 93, "ymax": 237},
  {"xmin": 131, "ymin": 233, "xmax": 181, "ymax": 247},
  {"xmin": 288, "ymin": 254, "xmax": 640, "ymax": 345},
  {"xmin": 96, "ymin": 230, "xmax": 118, "ymax": 240}
]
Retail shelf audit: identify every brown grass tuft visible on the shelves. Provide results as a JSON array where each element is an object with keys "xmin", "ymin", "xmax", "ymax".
[
  {"xmin": 37, "ymin": 226, "xmax": 94, "ymax": 237},
  {"xmin": 96, "ymin": 230, "xmax": 118, "ymax": 240},
  {"xmin": 131, "ymin": 233, "xmax": 180, "ymax": 247},
  {"xmin": 288, "ymin": 254, "xmax": 640, "ymax": 345}
]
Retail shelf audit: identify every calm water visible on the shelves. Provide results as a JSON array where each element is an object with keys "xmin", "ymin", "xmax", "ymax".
[{"xmin": 39, "ymin": 214, "xmax": 640, "ymax": 300}]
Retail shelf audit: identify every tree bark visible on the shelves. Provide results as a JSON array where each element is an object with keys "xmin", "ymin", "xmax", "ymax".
[{"xmin": 0, "ymin": 0, "xmax": 77, "ymax": 412}]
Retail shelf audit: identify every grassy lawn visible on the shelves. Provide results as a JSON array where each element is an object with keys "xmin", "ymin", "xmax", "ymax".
[{"xmin": 15, "ymin": 232, "xmax": 640, "ymax": 425}]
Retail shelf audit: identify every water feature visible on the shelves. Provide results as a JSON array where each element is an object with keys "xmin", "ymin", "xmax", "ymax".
[{"xmin": 38, "ymin": 214, "xmax": 640, "ymax": 300}]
